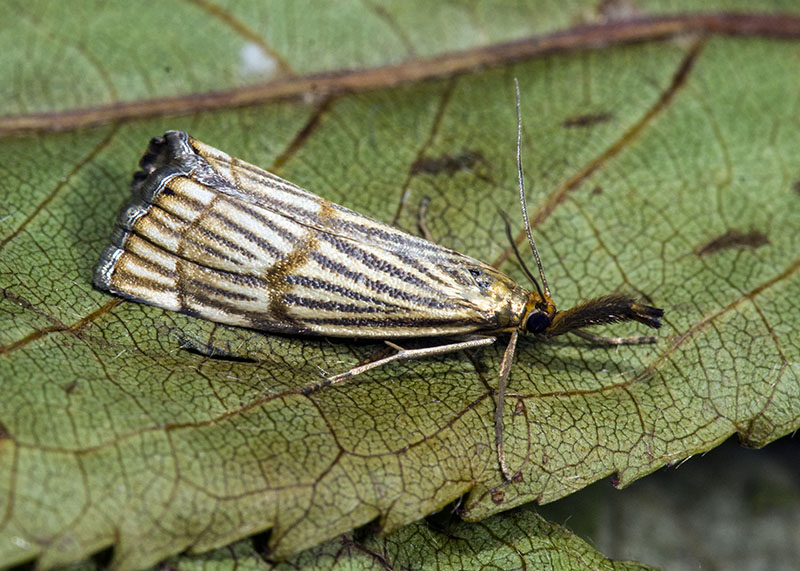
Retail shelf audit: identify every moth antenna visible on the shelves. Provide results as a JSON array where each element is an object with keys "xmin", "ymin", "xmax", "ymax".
[
  {"xmin": 499, "ymin": 210, "xmax": 545, "ymax": 299},
  {"xmin": 514, "ymin": 78, "xmax": 550, "ymax": 299}
]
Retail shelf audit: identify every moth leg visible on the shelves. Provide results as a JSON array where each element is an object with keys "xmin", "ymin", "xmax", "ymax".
[
  {"xmin": 390, "ymin": 188, "xmax": 412, "ymax": 227},
  {"xmin": 571, "ymin": 329, "xmax": 658, "ymax": 345},
  {"xmin": 300, "ymin": 336, "xmax": 496, "ymax": 395},
  {"xmin": 495, "ymin": 329, "xmax": 520, "ymax": 482},
  {"xmin": 172, "ymin": 329, "xmax": 258, "ymax": 363},
  {"xmin": 417, "ymin": 196, "xmax": 435, "ymax": 242},
  {"xmin": 389, "ymin": 192, "xmax": 435, "ymax": 240}
]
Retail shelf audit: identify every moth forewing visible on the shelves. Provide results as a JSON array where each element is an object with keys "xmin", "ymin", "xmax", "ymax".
[{"xmin": 94, "ymin": 130, "xmax": 533, "ymax": 339}]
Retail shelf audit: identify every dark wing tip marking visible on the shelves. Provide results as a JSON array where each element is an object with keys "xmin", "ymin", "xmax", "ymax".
[
  {"xmin": 97, "ymin": 131, "xmax": 192, "ymax": 295},
  {"xmin": 135, "ymin": 131, "xmax": 190, "ymax": 179},
  {"xmin": 93, "ymin": 246, "xmax": 124, "ymax": 291}
]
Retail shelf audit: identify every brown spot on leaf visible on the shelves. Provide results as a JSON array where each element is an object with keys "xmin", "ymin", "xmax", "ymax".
[
  {"xmin": 491, "ymin": 489, "xmax": 505, "ymax": 504},
  {"xmin": 695, "ymin": 229, "xmax": 770, "ymax": 256},
  {"xmin": 411, "ymin": 151, "xmax": 483, "ymax": 176},
  {"xmin": 792, "ymin": 180, "xmax": 800, "ymax": 195},
  {"xmin": 562, "ymin": 112, "xmax": 614, "ymax": 128},
  {"xmin": 63, "ymin": 381, "xmax": 79, "ymax": 394},
  {"xmin": 591, "ymin": 186, "xmax": 603, "ymax": 196}
]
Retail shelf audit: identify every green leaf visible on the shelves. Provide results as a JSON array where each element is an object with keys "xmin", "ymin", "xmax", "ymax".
[
  {"xmin": 2, "ymin": 1, "xmax": 799, "ymax": 569},
  {"xmin": 165, "ymin": 508, "xmax": 657, "ymax": 571}
]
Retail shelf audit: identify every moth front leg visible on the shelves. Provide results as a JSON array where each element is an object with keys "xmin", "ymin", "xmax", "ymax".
[{"xmin": 571, "ymin": 329, "xmax": 659, "ymax": 345}]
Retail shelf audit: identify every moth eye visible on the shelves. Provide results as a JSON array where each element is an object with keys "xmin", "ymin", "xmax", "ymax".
[{"xmin": 525, "ymin": 311, "xmax": 551, "ymax": 334}]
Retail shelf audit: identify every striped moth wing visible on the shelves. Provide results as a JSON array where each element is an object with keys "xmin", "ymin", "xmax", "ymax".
[{"xmin": 95, "ymin": 131, "xmax": 532, "ymax": 338}]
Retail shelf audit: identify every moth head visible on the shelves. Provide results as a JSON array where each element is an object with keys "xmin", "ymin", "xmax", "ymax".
[{"xmin": 521, "ymin": 293, "xmax": 556, "ymax": 335}]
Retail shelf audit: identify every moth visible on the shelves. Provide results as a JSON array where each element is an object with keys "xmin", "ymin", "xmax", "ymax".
[{"xmin": 94, "ymin": 90, "xmax": 663, "ymax": 480}]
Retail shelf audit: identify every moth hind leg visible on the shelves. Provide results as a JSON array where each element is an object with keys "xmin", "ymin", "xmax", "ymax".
[
  {"xmin": 172, "ymin": 328, "xmax": 259, "ymax": 363},
  {"xmin": 301, "ymin": 335, "xmax": 497, "ymax": 395}
]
